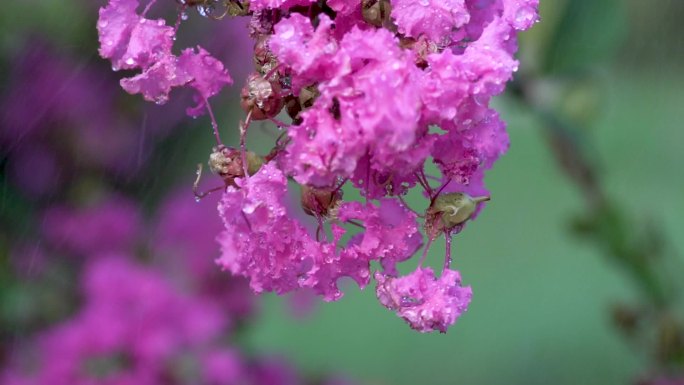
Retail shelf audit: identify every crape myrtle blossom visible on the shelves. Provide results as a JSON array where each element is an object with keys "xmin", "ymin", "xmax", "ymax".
[
  {"xmin": 216, "ymin": 163, "xmax": 420, "ymax": 301},
  {"xmin": 97, "ymin": 0, "xmax": 231, "ymax": 114},
  {"xmin": 1, "ymin": 256, "xmax": 234, "ymax": 385},
  {"xmin": 0, "ymin": 256, "xmax": 330, "ymax": 385},
  {"xmin": 98, "ymin": 0, "xmax": 539, "ymax": 332},
  {"xmin": 375, "ymin": 268, "xmax": 472, "ymax": 333}
]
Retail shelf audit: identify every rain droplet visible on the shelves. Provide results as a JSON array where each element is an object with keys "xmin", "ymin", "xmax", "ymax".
[
  {"xmin": 279, "ymin": 24, "xmax": 295, "ymax": 40},
  {"xmin": 513, "ymin": 5, "xmax": 537, "ymax": 30},
  {"xmin": 400, "ymin": 296, "xmax": 424, "ymax": 307},
  {"xmin": 473, "ymin": 93, "xmax": 487, "ymax": 106}
]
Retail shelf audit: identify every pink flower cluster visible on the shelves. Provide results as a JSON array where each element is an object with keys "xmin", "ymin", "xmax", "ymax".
[
  {"xmin": 1, "ymin": 256, "xmax": 308, "ymax": 385},
  {"xmin": 97, "ymin": 0, "xmax": 539, "ymax": 332},
  {"xmin": 97, "ymin": 0, "xmax": 232, "ymax": 115}
]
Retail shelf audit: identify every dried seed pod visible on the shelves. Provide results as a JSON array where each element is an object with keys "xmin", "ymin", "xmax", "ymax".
[
  {"xmin": 301, "ymin": 185, "xmax": 342, "ymax": 219},
  {"xmin": 240, "ymin": 72, "xmax": 284, "ymax": 120},
  {"xmin": 208, "ymin": 145, "xmax": 264, "ymax": 184},
  {"xmin": 254, "ymin": 35, "xmax": 277, "ymax": 73},
  {"xmin": 285, "ymin": 85, "xmax": 318, "ymax": 122}
]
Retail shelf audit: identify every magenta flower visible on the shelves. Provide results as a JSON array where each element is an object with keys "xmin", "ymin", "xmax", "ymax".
[
  {"xmin": 98, "ymin": 0, "xmax": 231, "ymax": 112},
  {"xmin": 1, "ymin": 256, "xmax": 234, "ymax": 385},
  {"xmin": 391, "ymin": 0, "xmax": 470, "ymax": 43},
  {"xmin": 216, "ymin": 163, "xmax": 422, "ymax": 301},
  {"xmin": 41, "ymin": 196, "xmax": 143, "ymax": 259},
  {"xmin": 98, "ymin": 0, "xmax": 539, "ymax": 332},
  {"xmin": 375, "ymin": 268, "xmax": 472, "ymax": 333}
]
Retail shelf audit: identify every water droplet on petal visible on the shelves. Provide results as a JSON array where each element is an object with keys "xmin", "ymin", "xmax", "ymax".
[
  {"xmin": 513, "ymin": 5, "xmax": 537, "ymax": 30},
  {"xmin": 279, "ymin": 24, "xmax": 295, "ymax": 40}
]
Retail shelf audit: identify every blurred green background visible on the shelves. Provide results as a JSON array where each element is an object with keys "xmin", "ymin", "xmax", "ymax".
[{"xmin": 1, "ymin": 0, "xmax": 683, "ymax": 384}]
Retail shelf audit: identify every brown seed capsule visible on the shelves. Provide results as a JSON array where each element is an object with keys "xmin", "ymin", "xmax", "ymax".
[
  {"xmin": 240, "ymin": 72, "xmax": 285, "ymax": 120},
  {"xmin": 425, "ymin": 192, "xmax": 490, "ymax": 238},
  {"xmin": 301, "ymin": 185, "xmax": 342, "ymax": 219},
  {"xmin": 362, "ymin": 0, "xmax": 392, "ymax": 27},
  {"xmin": 285, "ymin": 85, "xmax": 319, "ymax": 122},
  {"xmin": 253, "ymin": 35, "xmax": 277, "ymax": 73},
  {"xmin": 208, "ymin": 145, "xmax": 264, "ymax": 184}
]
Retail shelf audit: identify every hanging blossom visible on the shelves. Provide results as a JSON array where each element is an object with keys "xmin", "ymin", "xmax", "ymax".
[
  {"xmin": 97, "ymin": 0, "xmax": 232, "ymax": 115},
  {"xmin": 97, "ymin": 0, "xmax": 539, "ymax": 333}
]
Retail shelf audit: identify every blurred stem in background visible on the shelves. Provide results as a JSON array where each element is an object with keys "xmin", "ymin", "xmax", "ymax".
[{"xmin": 511, "ymin": 0, "xmax": 684, "ymax": 379}]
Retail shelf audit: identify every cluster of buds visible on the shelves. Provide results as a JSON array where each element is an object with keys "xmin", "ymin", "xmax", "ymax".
[{"xmin": 97, "ymin": 0, "xmax": 539, "ymax": 333}]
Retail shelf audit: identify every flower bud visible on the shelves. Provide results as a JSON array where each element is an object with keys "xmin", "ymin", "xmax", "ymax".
[
  {"xmin": 240, "ymin": 72, "xmax": 284, "ymax": 120},
  {"xmin": 425, "ymin": 192, "xmax": 489, "ymax": 238},
  {"xmin": 208, "ymin": 145, "xmax": 264, "ymax": 183},
  {"xmin": 362, "ymin": 0, "xmax": 392, "ymax": 27},
  {"xmin": 300, "ymin": 185, "xmax": 342, "ymax": 219}
]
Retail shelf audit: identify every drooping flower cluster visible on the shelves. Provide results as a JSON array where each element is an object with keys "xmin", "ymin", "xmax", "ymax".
[
  {"xmin": 97, "ymin": 0, "xmax": 539, "ymax": 332},
  {"xmin": 97, "ymin": 0, "xmax": 232, "ymax": 114}
]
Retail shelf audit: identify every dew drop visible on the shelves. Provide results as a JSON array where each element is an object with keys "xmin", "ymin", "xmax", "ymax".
[
  {"xmin": 513, "ymin": 5, "xmax": 537, "ymax": 30},
  {"xmin": 473, "ymin": 93, "xmax": 487, "ymax": 106},
  {"xmin": 197, "ymin": 5, "xmax": 215, "ymax": 17},
  {"xmin": 279, "ymin": 24, "xmax": 295, "ymax": 39},
  {"xmin": 154, "ymin": 95, "xmax": 169, "ymax": 105},
  {"xmin": 400, "ymin": 296, "xmax": 424, "ymax": 307}
]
